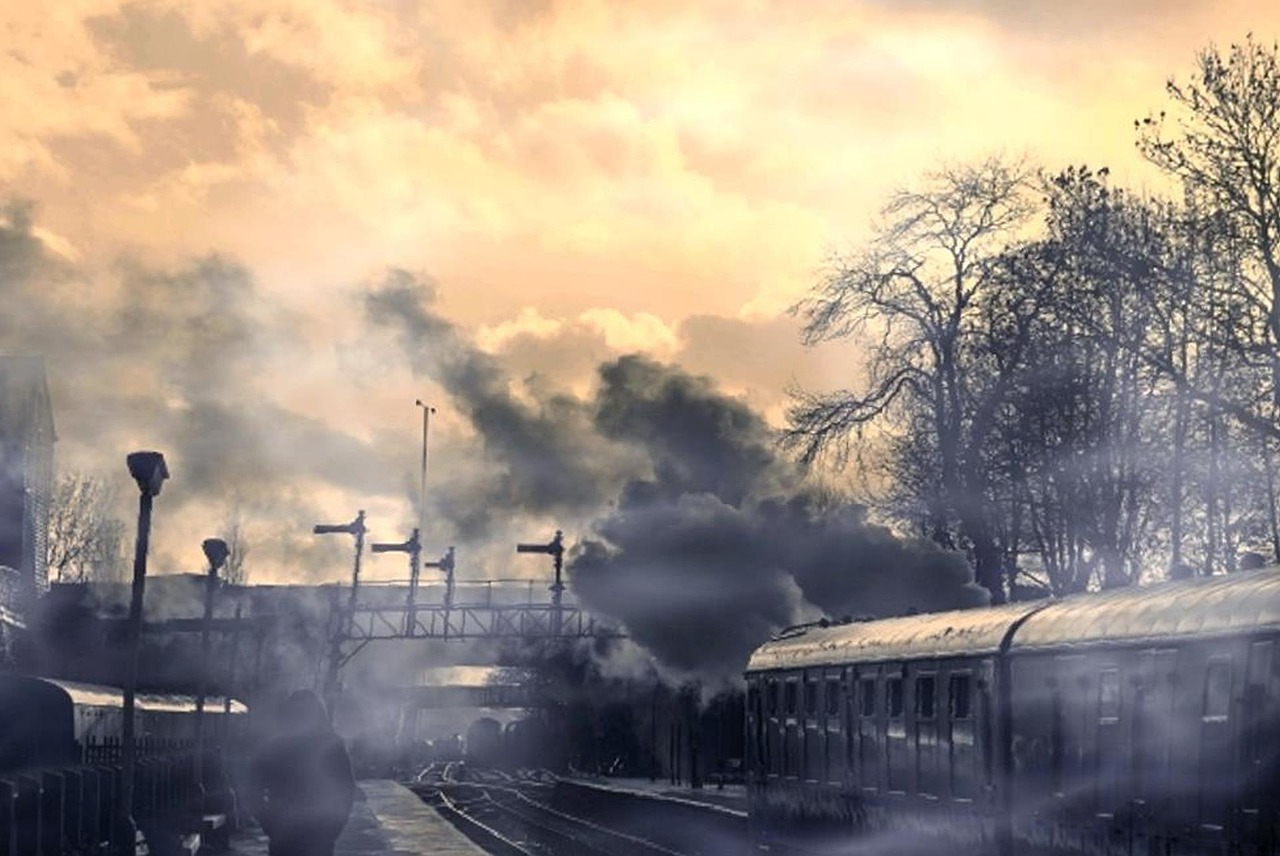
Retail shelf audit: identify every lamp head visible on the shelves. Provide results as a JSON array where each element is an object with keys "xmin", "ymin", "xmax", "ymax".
[
  {"xmin": 202, "ymin": 538, "xmax": 230, "ymax": 571},
  {"xmin": 126, "ymin": 451, "xmax": 169, "ymax": 497}
]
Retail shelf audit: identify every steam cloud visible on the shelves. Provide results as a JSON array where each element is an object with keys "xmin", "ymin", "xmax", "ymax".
[{"xmin": 365, "ymin": 275, "xmax": 989, "ymax": 684}]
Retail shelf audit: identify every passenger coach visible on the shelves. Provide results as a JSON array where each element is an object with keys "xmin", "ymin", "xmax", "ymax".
[{"xmin": 744, "ymin": 567, "xmax": 1280, "ymax": 855}]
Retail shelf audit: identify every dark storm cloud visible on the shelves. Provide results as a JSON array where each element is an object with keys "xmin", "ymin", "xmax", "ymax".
[{"xmin": 363, "ymin": 270, "xmax": 638, "ymax": 538}]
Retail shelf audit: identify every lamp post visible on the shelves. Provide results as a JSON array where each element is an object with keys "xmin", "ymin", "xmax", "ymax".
[
  {"xmin": 414, "ymin": 400, "xmax": 434, "ymax": 542},
  {"xmin": 119, "ymin": 451, "xmax": 169, "ymax": 847},
  {"xmin": 194, "ymin": 537, "xmax": 228, "ymax": 804}
]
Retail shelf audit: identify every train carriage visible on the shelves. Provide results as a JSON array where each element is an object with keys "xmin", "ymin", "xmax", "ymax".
[
  {"xmin": 745, "ymin": 566, "xmax": 1280, "ymax": 856},
  {"xmin": 0, "ymin": 674, "xmax": 249, "ymax": 771}
]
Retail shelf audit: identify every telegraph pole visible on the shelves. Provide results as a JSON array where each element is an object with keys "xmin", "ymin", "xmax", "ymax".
[
  {"xmin": 415, "ymin": 400, "xmax": 434, "ymax": 541},
  {"xmin": 371, "ymin": 528, "xmax": 421, "ymax": 636},
  {"xmin": 313, "ymin": 510, "xmax": 367, "ymax": 712},
  {"xmin": 423, "ymin": 546, "xmax": 455, "ymax": 637},
  {"xmin": 516, "ymin": 530, "xmax": 565, "ymax": 635},
  {"xmin": 194, "ymin": 537, "xmax": 229, "ymax": 805}
]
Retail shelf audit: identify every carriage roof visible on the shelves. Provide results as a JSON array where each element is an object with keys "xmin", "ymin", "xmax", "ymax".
[
  {"xmin": 39, "ymin": 678, "xmax": 248, "ymax": 714},
  {"xmin": 745, "ymin": 567, "xmax": 1280, "ymax": 673}
]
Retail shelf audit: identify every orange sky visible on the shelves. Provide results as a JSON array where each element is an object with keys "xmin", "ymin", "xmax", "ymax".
[{"xmin": 4, "ymin": 1, "xmax": 1279, "ymax": 582}]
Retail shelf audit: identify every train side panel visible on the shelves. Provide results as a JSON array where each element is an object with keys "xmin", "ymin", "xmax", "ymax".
[
  {"xmin": 1007, "ymin": 631, "xmax": 1280, "ymax": 856},
  {"xmin": 748, "ymin": 655, "xmax": 1003, "ymax": 853}
]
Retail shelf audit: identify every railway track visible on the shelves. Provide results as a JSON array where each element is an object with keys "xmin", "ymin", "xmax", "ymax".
[{"xmin": 411, "ymin": 765, "xmax": 691, "ymax": 856}]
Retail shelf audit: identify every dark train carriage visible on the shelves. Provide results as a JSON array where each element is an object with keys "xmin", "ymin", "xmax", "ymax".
[
  {"xmin": 465, "ymin": 717, "xmax": 503, "ymax": 769},
  {"xmin": 0, "ymin": 675, "xmax": 249, "ymax": 773},
  {"xmin": 745, "ymin": 602, "xmax": 1039, "ymax": 851},
  {"xmin": 0, "ymin": 674, "xmax": 79, "ymax": 770},
  {"xmin": 746, "ymin": 568, "xmax": 1280, "ymax": 856},
  {"xmin": 40, "ymin": 678, "xmax": 249, "ymax": 746},
  {"xmin": 1005, "ymin": 570, "xmax": 1280, "ymax": 855},
  {"xmin": 504, "ymin": 716, "xmax": 550, "ymax": 770}
]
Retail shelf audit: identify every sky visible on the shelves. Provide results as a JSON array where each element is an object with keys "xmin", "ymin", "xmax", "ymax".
[{"xmin": 3, "ymin": 1, "xmax": 1279, "ymax": 623}]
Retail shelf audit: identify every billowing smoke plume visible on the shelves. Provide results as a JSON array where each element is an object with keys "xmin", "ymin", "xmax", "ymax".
[
  {"xmin": 572, "ymin": 356, "xmax": 987, "ymax": 683},
  {"xmin": 365, "ymin": 278, "xmax": 989, "ymax": 685},
  {"xmin": 364, "ymin": 271, "xmax": 641, "ymax": 538}
]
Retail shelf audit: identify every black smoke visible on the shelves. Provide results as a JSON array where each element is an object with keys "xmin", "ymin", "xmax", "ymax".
[
  {"xmin": 363, "ymin": 270, "xmax": 640, "ymax": 538},
  {"xmin": 364, "ymin": 280, "xmax": 988, "ymax": 684},
  {"xmin": 572, "ymin": 356, "xmax": 988, "ymax": 684}
]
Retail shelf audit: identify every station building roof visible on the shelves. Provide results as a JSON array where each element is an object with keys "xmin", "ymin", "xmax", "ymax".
[{"xmin": 746, "ymin": 567, "xmax": 1280, "ymax": 673}]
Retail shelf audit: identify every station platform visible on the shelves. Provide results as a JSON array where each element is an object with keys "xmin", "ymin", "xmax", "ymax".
[
  {"xmin": 221, "ymin": 780, "xmax": 484, "ymax": 855},
  {"xmin": 559, "ymin": 774, "xmax": 747, "ymax": 814}
]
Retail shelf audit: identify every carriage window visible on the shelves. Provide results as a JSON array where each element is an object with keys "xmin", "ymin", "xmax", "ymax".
[
  {"xmin": 949, "ymin": 674, "xmax": 972, "ymax": 720},
  {"xmin": 1204, "ymin": 660, "xmax": 1232, "ymax": 722},
  {"xmin": 916, "ymin": 675, "xmax": 936, "ymax": 719},
  {"xmin": 1098, "ymin": 669, "xmax": 1121, "ymax": 722},
  {"xmin": 767, "ymin": 680, "xmax": 778, "ymax": 716},
  {"xmin": 860, "ymin": 678, "xmax": 876, "ymax": 717},
  {"xmin": 804, "ymin": 679, "xmax": 818, "ymax": 717},
  {"xmin": 784, "ymin": 680, "xmax": 798, "ymax": 716},
  {"xmin": 887, "ymin": 677, "xmax": 904, "ymax": 718},
  {"xmin": 826, "ymin": 679, "xmax": 841, "ymax": 716},
  {"xmin": 1049, "ymin": 692, "xmax": 1065, "ymax": 792}
]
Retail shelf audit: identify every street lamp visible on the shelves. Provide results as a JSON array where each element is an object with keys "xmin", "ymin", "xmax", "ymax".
[
  {"xmin": 194, "ymin": 537, "xmax": 229, "ymax": 804},
  {"xmin": 414, "ymin": 400, "xmax": 435, "ymax": 542},
  {"xmin": 119, "ymin": 451, "xmax": 169, "ymax": 846}
]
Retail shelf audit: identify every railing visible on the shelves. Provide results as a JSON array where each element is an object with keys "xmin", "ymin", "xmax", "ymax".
[
  {"xmin": 354, "ymin": 578, "xmax": 581, "ymax": 609},
  {"xmin": 0, "ymin": 739, "xmax": 229, "ymax": 855},
  {"xmin": 346, "ymin": 602, "xmax": 619, "ymax": 641}
]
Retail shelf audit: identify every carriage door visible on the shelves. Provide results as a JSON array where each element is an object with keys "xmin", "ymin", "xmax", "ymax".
[
  {"xmin": 948, "ymin": 672, "xmax": 975, "ymax": 799},
  {"xmin": 1198, "ymin": 656, "xmax": 1234, "ymax": 830},
  {"xmin": 858, "ymin": 673, "xmax": 881, "ymax": 792},
  {"xmin": 1239, "ymin": 641, "xmax": 1274, "ymax": 843},
  {"xmin": 1132, "ymin": 650, "xmax": 1176, "ymax": 845},
  {"xmin": 886, "ymin": 673, "xmax": 907, "ymax": 792},
  {"xmin": 746, "ymin": 681, "xmax": 761, "ymax": 780}
]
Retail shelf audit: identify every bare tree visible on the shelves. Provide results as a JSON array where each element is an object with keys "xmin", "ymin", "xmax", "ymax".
[
  {"xmin": 995, "ymin": 169, "xmax": 1173, "ymax": 591},
  {"xmin": 219, "ymin": 505, "xmax": 251, "ymax": 586},
  {"xmin": 46, "ymin": 473, "xmax": 125, "ymax": 583},
  {"xmin": 1138, "ymin": 35, "xmax": 1280, "ymax": 431},
  {"xmin": 785, "ymin": 158, "xmax": 1038, "ymax": 602}
]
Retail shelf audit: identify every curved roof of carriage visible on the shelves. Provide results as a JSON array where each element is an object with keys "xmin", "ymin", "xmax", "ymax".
[
  {"xmin": 39, "ymin": 678, "xmax": 248, "ymax": 714},
  {"xmin": 746, "ymin": 567, "xmax": 1280, "ymax": 672}
]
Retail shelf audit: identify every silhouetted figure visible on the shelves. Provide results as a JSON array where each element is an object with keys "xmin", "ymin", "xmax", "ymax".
[{"xmin": 248, "ymin": 690, "xmax": 355, "ymax": 856}]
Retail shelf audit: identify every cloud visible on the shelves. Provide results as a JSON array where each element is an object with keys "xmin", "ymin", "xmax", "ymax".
[{"xmin": 0, "ymin": 207, "xmax": 403, "ymax": 580}]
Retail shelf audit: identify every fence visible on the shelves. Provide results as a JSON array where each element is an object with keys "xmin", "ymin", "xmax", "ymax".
[{"xmin": 0, "ymin": 740, "xmax": 211, "ymax": 855}]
